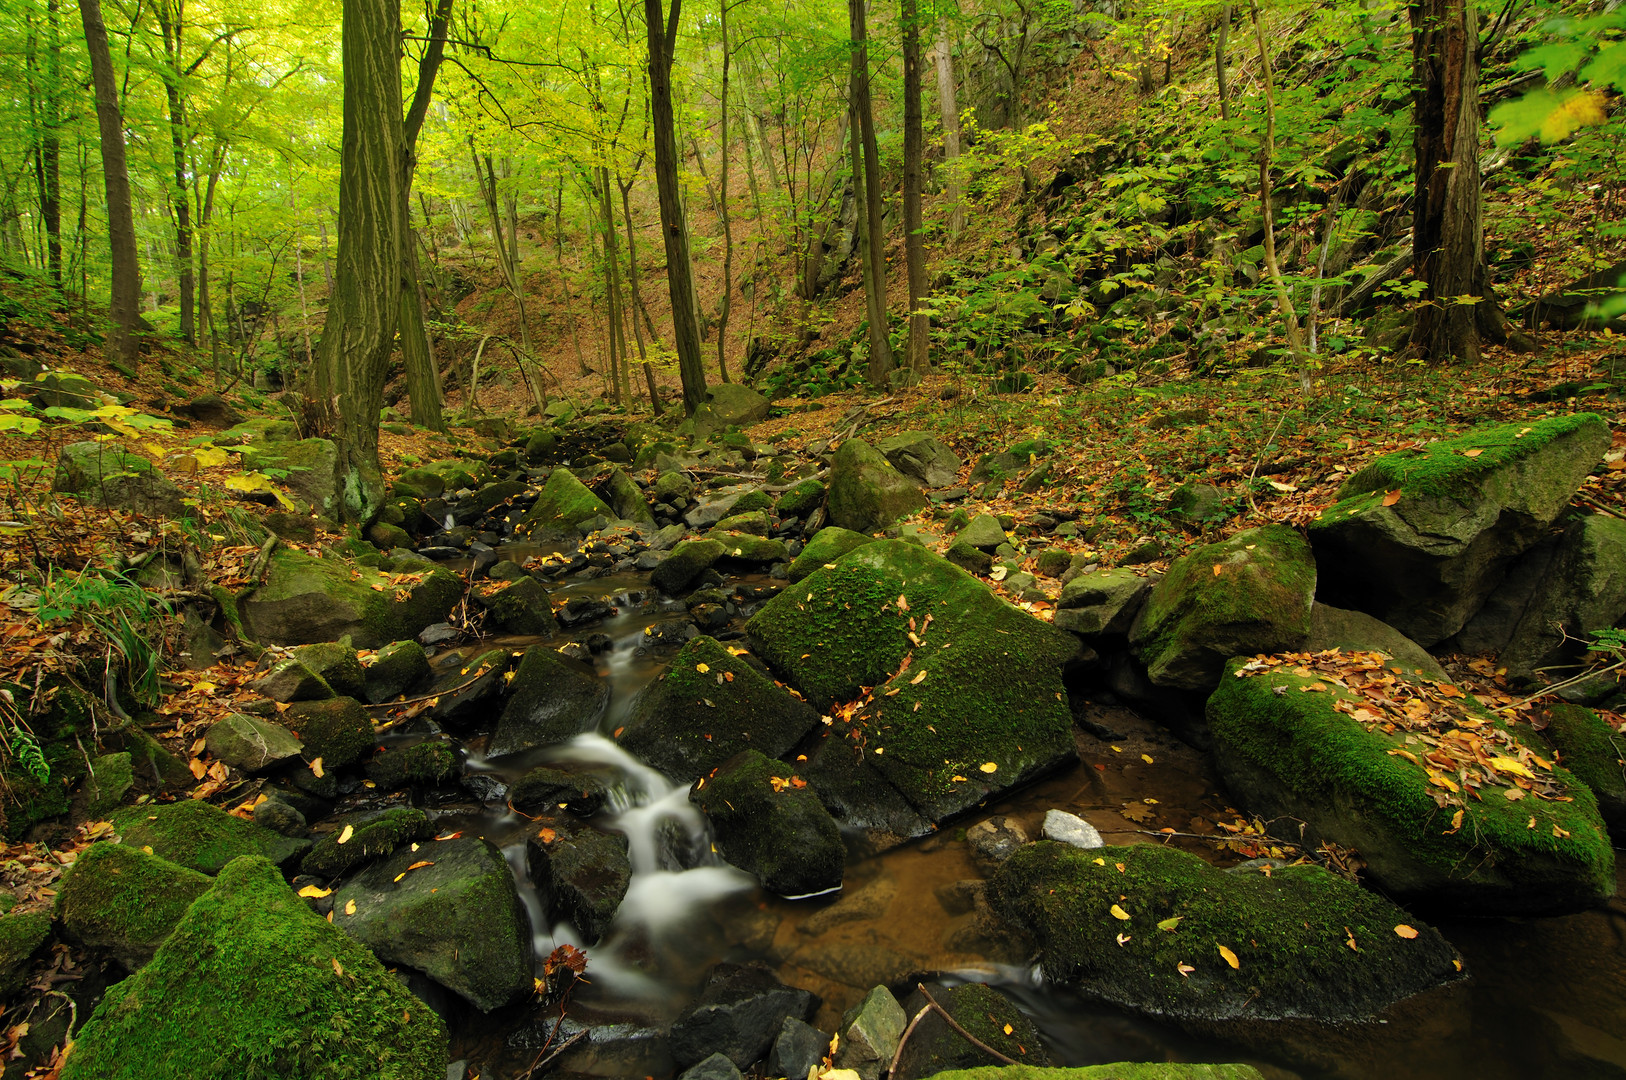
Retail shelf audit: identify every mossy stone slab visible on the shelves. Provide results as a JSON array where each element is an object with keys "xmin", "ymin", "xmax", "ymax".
[
  {"xmin": 55, "ymin": 842, "xmax": 211, "ymax": 969},
  {"xmin": 112, "ymin": 799, "xmax": 310, "ymax": 876}
]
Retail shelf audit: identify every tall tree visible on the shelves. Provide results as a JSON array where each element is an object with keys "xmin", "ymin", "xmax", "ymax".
[
  {"xmin": 307, "ymin": 0, "xmax": 407, "ymax": 521},
  {"xmin": 714, "ymin": 0, "xmax": 734, "ymax": 384},
  {"xmin": 849, "ymin": 0, "xmax": 893, "ymax": 383},
  {"xmin": 77, "ymin": 0, "xmax": 141, "ymax": 369},
  {"xmin": 398, "ymin": 0, "xmax": 454, "ymax": 431},
  {"xmin": 645, "ymin": 0, "xmax": 708, "ymax": 414},
  {"xmin": 1410, "ymin": 0, "xmax": 1502, "ymax": 362},
  {"xmin": 933, "ymin": 19, "xmax": 963, "ymax": 238},
  {"xmin": 900, "ymin": 0, "xmax": 927, "ymax": 374},
  {"xmin": 25, "ymin": 0, "xmax": 64, "ymax": 286}
]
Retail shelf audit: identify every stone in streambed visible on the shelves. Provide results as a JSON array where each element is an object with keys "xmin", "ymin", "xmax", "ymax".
[
  {"xmin": 281, "ymin": 696, "xmax": 373, "ymax": 769},
  {"xmin": 769, "ymin": 1017, "xmax": 830, "ymax": 1080},
  {"xmin": 891, "ymin": 982, "xmax": 1049, "ymax": 1080},
  {"xmin": 301, "ymin": 806, "xmax": 430, "ymax": 879},
  {"xmin": 363, "ymin": 639, "xmax": 430, "ymax": 704},
  {"xmin": 832, "ymin": 985, "xmax": 906, "ymax": 1080},
  {"xmin": 878, "ymin": 432, "xmax": 962, "ymax": 489},
  {"xmin": 291, "ymin": 641, "xmax": 366, "ymax": 699},
  {"xmin": 203, "ymin": 714, "xmax": 304, "ymax": 774},
  {"xmin": 525, "ymin": 815, "xmax": 631, "ymax": 943},
  {"xmin": 826, "ymin": 439, "xmax": 927, "ymax": 534},
  {"xmin": 518, "ymin": 467, "xmax": 614, "ymax": 541},
  {"xmin": 489, "ymin": 644, "xmax": 608, "ymax": 757},
  {"xmin": 1540, "ymin": 705, "xmax": 1626, "ymax": 838},
  {"xmin": 509, "ymin": 765, "xmax": 611, "ymax": 817},
  {"xmin": 111, "ymin": 799, "xmax": 309, "ymax": 876},
  {"xmin": 237, "ymin": 545, "xmax": 462, "ymax": 648},
  {"xmin": 472, "ymin": 575, "xmax": 559, "ymax": 637},
  {"xmin": 668, "ymin": 961, "xmax": 816, "ymax": 1070},
  {"xmin": 253, "ymin": 656, "xmax": 334, "ymax": 703},
  {"xmin": 55, "ymin": 842, "xmax": 211, "ymax": 970},
  {"xmin": 788, "ymin": 526, "xmax": 878, "ymax": 582},
  {"xmin": 651, "ymin": 538, "xmax": 727, "ymax": 595},
  {"xmin": 1053, "ymin": 568, "xmax": 1155, "ymax": 641},
  {"xmin": 690, "ymin": 750, "xmax": 844, "ymax": 897},
  {"xmin": 1306, "ymin": 602, "xmax": 1446, "ymax": 680},
  {"xmin": 365, "ymin": 740, "xmax": 458, "ymax": 789}
]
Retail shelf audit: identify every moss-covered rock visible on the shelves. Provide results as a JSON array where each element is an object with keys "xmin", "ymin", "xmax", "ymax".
[
  {"xmin": 293, "ymin": 642, "xmax": 367, "ymax": 699},
  {"xmin": 365, "ymin": 740, "xmax": 458, "ymax": 790},
  {"xmin": 618, "ymin": 636, "xmax": 820, "ymax": 781},
  {"xmin": 52, "ymin": 441, "xmax": 188, "ymax": 517},
  {"xmin": 1207, "ymin": 658, "xmax": 1615, "ymax": 913},
  {"xmin": 690, "ymin": 750, "xmax": 844, "ymax": 897},
  {"xmin": 423, "ymin": 457, "xmax": 487, "ymax": 491},
  {"xmin": 473, "ymin": 576, "xmax": 559, "ymax": 637},
  {"xmin": 920, "ymin": 1065, "xmax": 1265, "ymax": 1080},
  {"xmin": 60, "ymin": 855, "xmax": 448, "ymax": 1080},
  {"xmin": 0, "ymin": 911, "xmax": 51, "ymax": 999},
  {"xmin": 525, "ymin": 816, "xmax": 631, "ymax": 943},
  {"xmin": 237, "ymin": 437, "xmax": 341, "ymax": 515},
  {"xmin": 788, "ymin": 527, "xmax": 879, "ymax": 582},
  {"xmin": 509, "ymin": 765, "xmax": 610, "ymax": 816},
  {"xmin": 426, "ymin": 648, "xmax": 511, "ymax": 728},
  {"xmin": 392, "ymin": 467, "xmax": 446, "ymax": 500},
  {"xmin": 215, "ymin": 417, "xmax": 300, "ymax": 446},
  {"xmin": 1053, "ymin": 568, "xmax": 1154, "ymax": 640},
  {"xmin": 204, "ymin": 714, "xmax": 304, "ymax": 773},
  {"xmin": 254, "ymin": 656, "xmax": 336, "ymax": 703},
  {"xmin": 878, "ymin": 432, "xmax": 962, "ymax": 489},
  {"xmin": 709, "ymin": 531, "xmax": 788, "ymax": 565},
  {"xmin": 652, "ymin": 538, "xmax": 727, "ymax": 595},
  {"xmin": 302, "ymin": 807, "xmax": 430, "ymax": 879},
  {"xmin": 893, "ymin": 983, "xmax": 1048, "ymax": 1080},
  {"xmin": 283, "ymin": 697, "xmax": 373, "ymax": 769},
  {"xmin": 237, "ymin": 546, "xmax": 462, "ymax": 649},
  {"xmin": 1494, "ymin": 514, "xmax": 1626, "ymax": 681},
  {"xmin": 1128, "ymin": 524, "xmax": 1315, "ymax": 691},
  {"xmin": 363, "ymin": 639, "xmax": 431, "ymax": 704},
  {"xmin": 826, "ymin": 439, "xmax": 927, "ymax": 534},
  {"xmin": 332, "ymin": 837, "xmax": 532, "ymax": 1012},
  {"xmin": 84, "ymin": 752, "xmax": 135, "ymax": 816},
  {"xmin": 747, "ymin": 541, "xmax": 1078, "ymax": 842},
  {"xmin": 776, "ymin": 479, "xmax": 826, "ymax": 520},
  {"xmin": 654, "ymin": 470, "xmax": 694, "ymax": 503},
  {"xmin": 992, "ymin": 842, "xmax": 1462, "ymax": 1023},
  {"xmin": 1310, "ymin": 414, "xmax": 1611, "ymax": 645},
  {"xmin": 55, "ymin": 842, "xmax": 211, "ymax": 969},
  {"xmin": 490, "ymin": 645, "xmax": 607, "ymax": 757},
  {"xmin": 518, "ymin": 467, "xmax": 613, "ymax": 540},
  {"xmin": 112, "ymin": 799, "xmax": 309, "ymax": 875},
  {"xmin": 1543, "ymin": 705, "xmax": 1626, "ymax": 837},
  {"xmin": 604, "ymin": 467, "xmax": 654, "ymax": 523}
]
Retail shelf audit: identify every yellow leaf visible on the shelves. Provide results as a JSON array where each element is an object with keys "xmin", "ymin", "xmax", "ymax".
[
  {"xmin": 406, "ymin": 860, "xmax": 434, "ymax": 871},
  {"xmin": 310, "ymin": 757, "xmax": 325, "ymax": 778},
  {"xmin": 1109, "ymin": 904, "xmax": 1131, "ymax": 920},
  {"xmin": 1002, "ymin": 1024, "xmax": 1014, "ymax": 1036},
  {"xmin": 1157, "ymin": 916, "xmax": 1182, "ymax": 931},
  {"xmin": 1393, "ymin": 924, "xmax": 1419, "ymax": 939},
  {"xmin": 193, "ymin": 446, "xmax": 230, "ymax": 468},
  {"xmin": 345, "ymin": 899, "xmax": 357, "ymax": 915},
  {"xmin": 224, "ymin": 470, "xmax": 298, "ymax": 510},
  {"xmin": 337, "ymin": 825, "xmax": 354, "ymax": 845},
  {"xmin": 1553, "ymin": 824, "xmax": 1571, "ymax": 839},
  {"xmin": 1463, "ymin": 448, "xmax": 1484, "ymax": 458},
  {"xmin": 1176, "ymin": 962, "xmax": 1195, "ymax": 977},
  {"xmin": 1141, "ymin": 754, "xmax": 1155, "ymax": 764},
  {"xmin": 1502, "ymin": 786, "xmax": 1525, "ymax": 801},
  {"xmin": 1218, "ymin": 944, "xmax": 1240, "ymax": 969},
  {"xmin": 696, "ymin": 663, "xmax": 710, "ymax": 673},
  {"xmin": 298, "ymin": 885, "xmax": 332, "ymax": 899},
  {"xmin": 1489, "ymin": 756, "xmax": 1535, "ymax": 779},
  {"xmin": 978, "ymin": 762, "xmax": 998, "ymax": 773},
  {"xmin": 910, "ymin": 670, "xmax": 927, "ymax": 685},
  {"xmin": 332, "ymin": 958, "xmax": 344, "ymax": 978}
]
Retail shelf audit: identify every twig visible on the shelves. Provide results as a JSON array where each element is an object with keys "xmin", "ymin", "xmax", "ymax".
[
  {"xmin": 1572, "ymin": 492, "xmax": 1625, "ymax": 520},
  {"xmin": 1499, "ymin": 657, "xmax": 1626, "ymax": 713},
  {"xmin": 917, "ymin": 984, "xmax": 1017, "ymax": 1067},
  {"xmin": 886, "ymin": 1002, "xmax": 934, "ymax": 1079},
  {"xmin": 363, "ymin": 667, "xmax": 495, "ymax": 711},
  {"xmin": 246, "ymin": 535, "xmax": 279, "ymax": 584},
  {"xmin": 1245, "ymin": 413, "xmax": 1290, "ymax": 514}
]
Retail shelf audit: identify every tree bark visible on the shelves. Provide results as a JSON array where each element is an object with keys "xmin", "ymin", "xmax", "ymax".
[
  {"xmin": 307, "ymin": 0, "xmax": 407, "ymax": 521},
  {"xmin": 1216, "ymin": 5, "xmax": 1232, "ymax": 121},
  {"xmin": 933, "ymin": 20, "xmax": 964, "ymax": 238},
  {"xmin": 1410, "ymin": 0, "xmax": 1502, "ymax": 362},
  {"xmin": 850, "ymin": 0, "xmax": 894, "ymax": 383},
  {"xmin": 901, "ymin": 0, "xmax": 928, "ymax": 374},
  {"xmin": 618, "ymin": 174, "xmax": 663, "ymax": 414},
  {"xmin": 77, "ymin": 0, "xmax": 141, "ymax": 369},
  {"xmin": 645, "ymin": 0, "xmax": 708, "ymax": 415},
  {"xmin": 398, "ymin": 0, "xmax": 453, "ymax": 430},
  {"xmin": 597, "ymin": 167, "xmax": 627, "ymax": 407},
  {"xmin": 156, "ymin": 0, "xmax": 194, "ymax": 343},
  {"xmin": 715, "ymin": 0, "xmax": 734, "ymax": 384},
  {"xmin": 28, "ymin": 0, "xmax": 64, "ymax": 286}
]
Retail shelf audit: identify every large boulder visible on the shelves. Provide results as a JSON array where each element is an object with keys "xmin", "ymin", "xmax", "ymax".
[
  {"xmin": 891, "ymin": 982, "xmax": 1048, "ymax": 1080},
  {"xmin": 111, "ymin": 799, "xmax": 310, "ymax": 875},
  {"xmin": 878, "ymin": 431, "xmax": 963, "ymax": 488},
  {"xmin": 59, "ymin": 856, "xmax": 448, "ymax": 1080},
  {"xmin": 690, "ymin": 750, "xmax": 844, "ymax": 897},
  {"xmin": 518, "ymin": 467, "xmax": 614, "ymax": 540},
  {"xmin": 237, "ymin": 546, "xmax": 462, "ymax": 649},
  {"xmin": 1207, "ymin": 653, "xmax": 1615, "ymax": 913},
  {"xmin": 1307, "ymin": 603, "xmax": 1447, "ymax": 681},
  {"xmin": 490, "ymin": 645, "xmax": 608, "ymax": 757},
  {"xmin": 363, "ymin": 639, "xmax": 431, "ymax": 704},
  {"xmin": 526, "ymin": 815, "xmax": 632, "ymax": 943},
  {"xmin": 236, "ymin": 437, "xmax": 341, "ymax": 515},
  {"xmin": 618, "ymin": 636, "xmax": 820, "ymax": 781},
  {"xmin": 651, "ymin": 538, "xmax": 726, "ymax": 595},
  {"xmin": 991, "ymin": 841, "xmax": 1463, "ymax": 1023},
  {"xmin": 0, "ymin": 911, "xmax": 51, "ymax": 1000},
  {"xmin": 282, "ymin": 697, "xmax": 373, "ymax": 769},
  {"xmin": 203, "ymin": 714, "xmax": 304, "ymax": 773},
  {"xmin": 332, "ymin": 837, "xmax": 533, "ymax": 1012},
  {"xmin": 1541, "ymin": 705, "xmax": 1626, "ymax": 837},
  {"xmin": 826, "ymin": 439, "xmax": 928, "ymax": 534},
  {"xmin": 55, "ymin": 843, "xmax": 212, "ymax": 969},
  {"xmin": 747, "ymin": 541, "xmax": 1078, "ymax": 844},
  {"xmin": 1309, "ymin": 414, "xmax": 1611, "ymax": 646},
  {"xmin": 691, "ymin": 384, "xmax": 771, "ymax": 436},
  {"xmin": 52, "ymin": 441, "xmax": 188, "ymax": 517},
  {"xmin": 473, "ymin": 576, "xmax": 560, "ymax": 637},
  {"xmin": 788, "ymin": 527, "xmax": 879, "ymax": 582},
  {"xmin": 302, "ymin": 807, "xmax": 430, "ymax": 879},
  {"xmin": 1128, "ymin": 524, "xmax": 1315, "ymax": 691},
  {"xmin": 1053, "ymin": 568, "xmax": 1154, "ymax": 640},
  {"xmin": 668, "ymin": 962, "xmax": 815, "ymax": 1070},
  {"xmin": 604, "ymin": 467, "xmax": 655, "ymax": 523}
]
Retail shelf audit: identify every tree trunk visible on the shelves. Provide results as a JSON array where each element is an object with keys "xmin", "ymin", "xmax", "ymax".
[
  {"xmin": 901, "ymin": 0, "xmax": 928, "ymax": 374},
  {"xmin": 1410, "ymin": 0, "xmax": 1501, "ymax": 362},
  {"xmin": 308, "ymin": 0, "xmax": 407, "ymax": 521},
  {"xmin": 398, "ymin": 0, "xmax": 453, "ymax": 431},
  {"xmin": 29, "ymin": 0, "xmax": 64, "ymax": 286},
  {"xmin": 933, "ymin": 20, "xmax": 964, "ymax": 238},
  {"xmin": 715, "ymin": 0, "xmax": 734, "ymax": 384},
  {"xmin": 156, "ymin": 1, "xmax": 194, "ymax": 343},
  {"xmin": 597, "ymin": 167, "xmax": 626, "ymax": 407},
  {"xmin": 618, "ymin": 175, "xmax": 663, "ymax": 415},
  {"xmin": 850, "ymin": 0, "xmax": 894, "ymax": 383},
  {"xmin": 645, "ymin": 0, "xmax": 708, "ymax": 415},
  {"xmin": 77, "ymin": 0, "xmax": 141, "ymax": 369},
  {"xmin": 473, "ymin": 146, "xmax": 544, "ymax": 410},
  {"xmin": 1250, "ymin": 1, "xmax": 1307, "ymax": 386},
  {"xmin": 1216, "ymin": 5, "xmax": 1232, "ymax": 121},
  {"xmin": 556, "ymin": 174, "xmax": 591, "ymax": 377}
]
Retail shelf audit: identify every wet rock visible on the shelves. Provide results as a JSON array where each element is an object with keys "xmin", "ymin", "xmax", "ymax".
[
  {"xmin": 992, "ymin": 842, "xmax": 1464, "ymax": 1024},
  {"xmin": 832, "ymin": 985, "xmax": 906, "ymax": 1080},
  {"xmin": 510, "ymin": 765, "xmax": 611, "ymax": 817},
  {"xmin": 789, "ymin": 941, "xmax": 923, "ymax": 989},
  {"xmin": 713, "ymin": 509, "xmax": 771, "ymax": 536},
  {"xmin": 605, "ymin": 467, "xmax": 655, "ymax": 524},
  {"xmin": 826, "ymin": 439, "xmax": 927, "ymax": 534},
  {"xmin": 1310, "ymin": 414, "xmax": 1610, "ymax": 645},
  {"xmin": 55, "ymin": 842, "xmax": 211, "ymax": 970},
  {"xmin": 525, "ymin": 816, "xmax": 631, "ymax": 943},
  {"xmin": 690, "ymin": 750, "xmax": 844, "ymax": 897},
  {"xmin": 769, "ymin": 1016, "xmax": 829, "ymax": 1080},
  {"xmin": 254, "ymin": 656, "xmax": 335, "ymax": 703},
  {"xmin": 238, "ymin": 545, "xmax": 462, "ymax": 648},
  {"xmin": 281, "ymin": 697, "xmax": 373, "ymax": 769},
  {"xmin": 334, "ymin": 837, "xmax": 533, "ymax": 1012},
  {"xmin": 518, "ymin": 467, "xmax": 614, "ymax": 541},
  {"xmin": 1041, "ymin": 809, "xmax": 1103, "ymax": 849},
  {"xmin": 426, "ymin": 649, "xmax": 511, "ymax": 728},
  {"xmin": 302, "ymin": 807, "xmax": 430, "ymax": 879},
  {"xmin": 364, "ymin": 639, "xmax": 431, "ymax": 704},
  {"xmin": 1128, "ymin": 524, "xmax": 1315, "ymax": 691},
  {"xmin": 473, "ymin": 576, "xmax": 560, "ymax": 637},
  {"xmin": 253, "ymin": 797, "xmax": 308, "ymax": 837},
  {"xmin": 111, "ymin": 799, "xmax": 309, "ymax": 875},
  {"xmin": 204, "ymin": 714, "xmax": 304, "ymax": 773},
  {"xmin": 679, "ymin": 1052, "xmax": 742, "ymax": 1080},
  {"xmin": 798, "ymin": 875, "xmax": 895, "ymax": 935},
  {"xmin": 1485, "ymin": 514, "xmax": 1626, "ymax": 681},
  {"xmin": 1208, "ymin": 659, "xmax": 1614, "ymax": 914},
  {"xmin": 892, "ymin": 982, "xmax": 1049, "ymax": 1080},
  {"xmin": 1542, "ymin": 705, "xmax": 1626, "ymax": 837},
  {"xmin": 291, "ymin": 641, "xmax": 366, "ymax": 699},
  {"xmin": 1307, "ymin": 602, "xmax": 1446, "ymax": 680},
  {"xmin": 53, "ymin": 441, "xmax": 189, "ymax": 517},
  {"xmin": 685, "ymin": 498, "xmax": 739, "ymax": 530},
  {"xmin": 366, "ymin": 740, "xmax": 458, "ymax": 789},
  {"xmin": 489, "ymin": 645, "xmax": 608, "ymax": 757},
  {"xmin": 1053, "ymin": 568, "xmax": 1155, "ymax": 640},
  {"xmin": 645, "ymin": 619, "xmax": 698, "ymax": 649},
  {"xmin": 776, "ymin": 479, "xmax": 827, "ymax": 520},
  {"xmin": 668, "ymin": 961, "xmax": 816, "ymax": 1070},
  {"xmin": 711, "ymin": 531, "xmax": 789, "ymax": 565},
  {"xmin": 558, "ymin": 596, "xmax": 614, "ymax": 626},
  {"xmin": 655, "ymin": 471, "xmax": 695, "ymax": 503},
  {"xmin": 966, "ymin": 816, "xmax": 1029, "ymax": 876},
  {"xmin": 619, "ymin": 636, "xmax": 820, "ymax": 781},
  {"xmin": 648, "ymin": 538, "xmax": 723, "ymax": 595},
  {"xmin": 879, "ymin": 432, "xmax": 963, "ymax": 489}
]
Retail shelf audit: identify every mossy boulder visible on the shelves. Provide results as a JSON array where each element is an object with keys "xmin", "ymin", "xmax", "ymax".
[
  {"xmin": 332, "ymin": 837, "xmax": 533, "ymax": 1012},
  {"xmin": 238, "ymin": 546, "xmax": 462, "ymax": 649},
  {"xmin": 618, "ymin": 636, "xmax": 820, "ymax": 781},
  {"xmin": 525, "ymin": 815, "xmax": 632, "ymax": 943},
  {"xmin": 293, "ymin": 642, "xmax": 367, "ymax": 699},
  {"xmin": 237, "ymin": 437, "xmax": 341, "ymax": 515},
  {"xmin": 508, "ymin": 765, "xmax": 611, "ymax": 816},
  {"xmin": 690, "ymin": 750, "xmax": 844, "ymax": 897},
  {"xmin": 654, "ymin": 471, "xmax": 695, "ymax": 503},
  {"xmin": 112, "ymin": 799, "xmax": 309, "ymax": 875},
  {"xmin": 52, "ymin": 441, "xmax": 188, "ymax": 517},
  {"xmin": 893, "ymin": 983, "xmax": 1048, "ymax": 1080},
  {"xmin": 788, "ymin": 526, "xmax": 878, "ymax": 582},
  {"xmin": 1128, "ymin": 524, "xmax": 1315, "ymax": 691},
  {"xmin": 921, "ymin": 1063, "xmax": 1266, "ymax": 1079},
  {"xmin": 55, "ymin": 842, "xmax": 212, "ymax": 969},
  {"xmin": 204, "ymin": 714, "xmax": 304, "ymax": 773},
  {"xmin": 1207, "ymin": 658, "xmax": 1615, "ymax": 913},
  {"xmin": 302, "ymin": 807, "xmax": 430, "ymax": 879},
  {"xmin": 747, "ymin": 541, "xmax": 1078, "ymax": 842},
  {"xmin": 363, "ymin": 640, "xmax": 431, "ymax": 704},
  {"xmin": 1054, "ymin": 568, "xmax": 1154, "ymax": 640},
  {"xmin": 0, "ymin": 911, "xmax": 52, "ymax": 999},
  {"xmin": 518, "ymin": 467, "xmax": 613, "ymax": 540},
  {"xmin": 1489, "ymin": 514, "xmax": 1626, "ymax": 681},
  {"xmin": 1542, "ymin": 705, "xmax": 1626, "ymax": 837},
  {"xmin": 713, "ymin": 509, "xmax": 771, "ymax": 536},
  {"xmin": 425, "ymin": 648, "xmax": 511, "ymax": 727},
  {"xmin": 691, "ymin": 383, "xmax": 771, "ymax": 436},
  {"xmin": 652, "ymin": 538, "xmax": 727, "ymax": 595},
  {"xmin": 365, "ymin": 740, "xmax": 458, "ymax": 790},
  {"xmin": 490, "ymin": 645, "xmax": 607, "ymax": 757},
  {"xmin": 992, "ymin": 842, "xmax": 1462, "ymax": 1024},
  {"xmin": 878, "ymin": 432, "xmax": 963, "ymax": 489},
  {"xmin": 710, "ymin": 531, "xmax": 788, "ymax": 565},
  {"xmin": 423, "ymin": 457, "xmax": 487, "ymax": 491},
  {"xmin": 282, "ymin": 697, "xmax": 373, "ymax": 769},
  {"xmin": 60, "ymin": 856, "xmax": 448, "ymax": 1080},
  {"xmin": 826, "ymin": 439, "xmax": 927, "ymax": 534},
  {"xmin": 254, "ymin": 656, "xmax": 335, "ymax": 703},
  {"xmin": 392, "ymin": 467, "xmax": 446, "ymax": 500},
  {"xmin": 604, "ymin": 467, "xmax": 654, "ymax": 523},
  {"xmin": 1307, "ymin": 603, "xmax": 1446, "ymax": 681},
  {"xmin": 473, "ymin": 576, "xmax": 559, "ymax": 637},
  {"xmin": 215, "ymin": 417, "xmax": 299, "ymax": 446},
  {"xmin": 776, "ymin": 478, "xmax": 826, "ymax": 519},
  {"xmin": 84, "ymin": 752, "xmax": 135, "ymax": 816},
  {"xmin": 1309, "ymin": 414, "xmax": 1610, "ymax": 646}
]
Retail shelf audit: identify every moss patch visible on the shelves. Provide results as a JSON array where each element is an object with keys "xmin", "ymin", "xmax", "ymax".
[
  {"xmin": 302, "ymin": 807, "xmax": 429, "ymax": 879},
  {"xmin": 0, "ymin": 911, "xmax": 52, "ymax": 999},
  {"xmin": 112, "ymin": 799, "xmax": 310, "ymax": 875},
  {"xmin": 1544, "ymin": 705, "xmax": 1626, "ymax": 835},
  {"xmin": 788, "ymin": 527, "xmax": 879, "ymax": 582},
  {"xmin": 55, "ymin": 842, "xmax": 212, "ymax": 969},
  {"xmin": 283, "ymin": 698, "xmax": 374, "ymax": 769},
  {"xmin": 518, "ymin": 467, "xmax": 612, "ymax": 539},
  {"xmin": 690, "ymin": 750, "xmax": 844, "ymax": 897},
  {"xmin": 60, "ymin": 856, "xmax": 448, "ymax": 1080}
]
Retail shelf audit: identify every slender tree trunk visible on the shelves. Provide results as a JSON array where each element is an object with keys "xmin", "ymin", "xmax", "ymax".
[
  {"xmin": 157, "ymin": 1, "xmax": 194, "ymax": 343},
  {"xmin": 473, "ymin": 145, "xmax": 544, "ymax": 410},
  {"xmin": 1216, "ymin": 5, "xmax": 1232, "ymax": 121},
  {"xmin": 1250, "ymin": 1, "xmax": 1307, "ymax": 388},
  {"xmin": 617, "ymin": 176, "xmax": 663, "ymax": 414},
  {"xmin": 555, "ymin": 174, "xmax": 591, "ymax": 377},
  {"xmin": 33, "ymin": 0, "xmax": 64, "ymax": 286},
  {"xmin": 901, "ymin": 0, "xmax": 928, "ymax": 374},
  {"xmin": 933, "ymin": 20, "xmax": 964, "ymax": 239},
  {"xmin": 308, "ymin": 0, "xmax": 407, "ymax": 521},
  {"xmin": 715, "ymin": 0, "xmax": 735, "ymax": 384},
  {"xmin": 646, "ymin": 0, "xmax": 708, "ymax": 415},
  {"xmin": 1410, "ymin": 0, "xmax": 1501, "ymax": 362},
  {"xmin": 598, "ymin": 167, "xmax": 626, "ymax": 407},
  {"xmin": 397, "ymin": 0, "xmax": 453, "ymax": 430},
  {"xmin": 77, "ymin": 0, "xmax": 141, "ymax": 369},
  {"xmin": 850, "ymin": 0, "xmax": 894, "ymax": 383},
  {"xmin": 849, "ymin": 98, "xmax": 882, "ymax": 360}
]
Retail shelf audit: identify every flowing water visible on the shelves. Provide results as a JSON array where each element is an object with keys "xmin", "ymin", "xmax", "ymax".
[{"xmin": 384, "ymin": 565, "xmax": 1626, "ymax": 1080}]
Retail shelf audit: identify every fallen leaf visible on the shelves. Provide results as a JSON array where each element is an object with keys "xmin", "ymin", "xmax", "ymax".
[
  {"xmin": 344, "ymin": 899, "xmax": 357, "ymax": 915},
  {"xmin": 1157, "ymin": 916, "xmax": 1183, "ymax": 931},
  {"xmin": 332, "ymin": 958, "xmax": 344, "ymax": 977},
  {"xmin": 1553, "ymin": 824, "xmax": 1571, "ymax": 839},
  {"xmin": 1002, "ymin": 1024, "xmax": 1014, "ymax": 1036},
  {"xmin": 1463, "ymin": 448, "xmax": 1484, "ymax": 458},
  {"xmin": 696, "ymin": 663, "xmax": 710, "ymax": 674},
  {"xmin": 310, "ymin": 757, "xmax": 325, "ymax": 778},
  {"xmin": 537, "ymin": 827, "xmax": 557, "ymax": 843},
  {"xmin": 336, "ymin": 825, "xmax": 354, "ymax": 845},
  {"xmin": 979, "ymin": 762, "xmax": 998, "ymax": 773},
  {"xmin": 1177, "ymin": 962, "xmax": 1196, "ymax": 977},
  {"xmin": 1393, "ymin": 924, "xmax": 1419, "ymax": 939},
  {"xmin": 1382, "ymin": 490, "xmax": 1402, "ymax": 506},
  {"xmin": 406, "ymin": 861, "xmax": 433, "ymax": 871},
  {"xmin": 1218, "ymin": 944, "xmax": 1240, "ymax": 969},
  {"xmin": 910, "ymin": 670, "xmax": 927, "ymax": 685},
  {"xmin": 1141, "ymin": 753, "xmax": 1155, "ymax": 764},
  {"xmin": 1109, "ymin": 904, "xmax": 1131, "ymax": 920},
  {"xmin": 297, "ymin": 885, "xmax": 332, "ymax": 898}
]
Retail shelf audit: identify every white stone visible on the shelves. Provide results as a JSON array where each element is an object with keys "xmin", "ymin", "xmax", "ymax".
[{"xmin": 1042, "ymin": 809, "xmax": 1104, "ymax": 849}]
